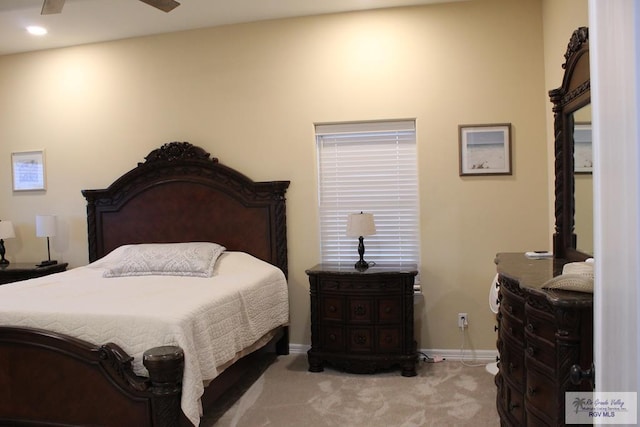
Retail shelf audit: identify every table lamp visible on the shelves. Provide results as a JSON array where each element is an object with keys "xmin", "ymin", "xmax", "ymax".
[
  {"xmin": 0, "ymin": 220, "xmax": 16, "ymax": 265},
  {"xmin": 36, "ymin": 215, "xmax": 58, "ymax": 266},
  {"xmin": 346, "ymin": 212, "xmax": 376, "ymax": 270}
]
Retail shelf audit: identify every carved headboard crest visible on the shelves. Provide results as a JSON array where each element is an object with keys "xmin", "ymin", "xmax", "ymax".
[{"xmin": 141, "ymin": 142, "xmax": 217, "ymax": 165}]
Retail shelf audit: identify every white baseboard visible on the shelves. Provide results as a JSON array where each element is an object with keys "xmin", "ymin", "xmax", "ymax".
[{"xmin": 287, "ymin": 343, "xmax": 498, "ymax": 363}]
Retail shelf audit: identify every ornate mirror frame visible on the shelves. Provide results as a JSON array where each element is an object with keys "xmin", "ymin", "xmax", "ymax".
[{"xmin": 549, "ymin": 27, "xmax": 591, "ymax": 261}]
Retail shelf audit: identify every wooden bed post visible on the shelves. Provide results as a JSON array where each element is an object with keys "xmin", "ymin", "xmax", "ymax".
[{"xmin": 143, "ymin": 346, "xmax": 185, "ymax": 427}]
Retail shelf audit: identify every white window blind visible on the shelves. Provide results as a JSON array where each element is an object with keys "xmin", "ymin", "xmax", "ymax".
[{"xmin": 315, "ymin": 120, "xmax": 420, "ymax": 267}]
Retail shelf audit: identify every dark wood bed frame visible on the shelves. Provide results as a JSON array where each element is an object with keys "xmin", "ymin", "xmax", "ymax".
[{"xmin": 0, "ymin": 142, "xmax": 290, "ymax": 427}]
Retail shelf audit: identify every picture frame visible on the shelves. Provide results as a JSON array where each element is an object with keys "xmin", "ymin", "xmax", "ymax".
[
  {"xmin": 459, "ymin": 123, "xmax": 512, "ymax": 176},
  {"xmin": 11, "ymin": 150, "xmax": 46, "ymax": 191},
  {"xmin": 574, "ymin": 122, "xmax": 592, "ymax": 174}
]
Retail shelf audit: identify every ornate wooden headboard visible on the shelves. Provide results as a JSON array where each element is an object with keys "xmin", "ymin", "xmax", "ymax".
[{"xmin": 82, "ymin": 142, "xmax": 290, "ymax": 276}]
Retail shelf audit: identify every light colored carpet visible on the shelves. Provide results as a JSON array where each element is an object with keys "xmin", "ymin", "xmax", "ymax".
[{"xmin": 201, "ymin": 354, "xmax": 499, "ymax": 426}]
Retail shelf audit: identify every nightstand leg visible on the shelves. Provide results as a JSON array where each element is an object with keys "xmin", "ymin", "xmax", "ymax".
[{"xmin": 307, "ymin": 352, "xmax": 324, "ymax": 372}]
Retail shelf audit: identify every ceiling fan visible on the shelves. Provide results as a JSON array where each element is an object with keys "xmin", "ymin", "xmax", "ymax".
[{"xmin": 41, "ymin": 0, "xmax": 181, "ymax": 14}]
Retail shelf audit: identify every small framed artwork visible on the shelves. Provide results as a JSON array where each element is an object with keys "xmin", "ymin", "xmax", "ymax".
[
  {"xmin": 574, "ymin": 122, "xmax": 592, "ymax": 174},
  {"xmin": 11, "ymin": 150, "xmax": 46, "ymax": 191},
  {"xmin": 459, "ymin": 123, "xmax": 512, "ymax": 176}
]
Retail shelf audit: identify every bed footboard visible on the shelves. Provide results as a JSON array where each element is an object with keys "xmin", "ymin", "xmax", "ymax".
[{"xmin": 0, "ymin": 327, "xmax": 183, "ymax": 427}]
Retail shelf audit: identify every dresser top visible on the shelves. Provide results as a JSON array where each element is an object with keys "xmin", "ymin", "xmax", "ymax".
[
  {"xmin": 495, "ymin": 252, "xmax": 592, "ymax": 306},
  {"xmin": 306, "ymin": 263, "xmax": 418, "ymax": 276}
]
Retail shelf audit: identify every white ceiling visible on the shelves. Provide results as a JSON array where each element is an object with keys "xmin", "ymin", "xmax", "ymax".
[{"xmin": 0, "ymin": 0, "xmax": 464, "ymax": 56}]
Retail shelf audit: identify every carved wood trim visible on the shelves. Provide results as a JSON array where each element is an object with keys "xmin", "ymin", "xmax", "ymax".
[{"xmin": 550, "ymin": 27, "xmax": 590, "ymax": 260}]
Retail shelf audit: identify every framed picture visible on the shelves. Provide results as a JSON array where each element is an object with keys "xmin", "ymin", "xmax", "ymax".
[
  {"xmin": 574, "ymin": 122, "xmax": 592, "ymax": 174},
  {"xmin": 459, "ymin": 123, "xmax": 512, "ymax": 176},
  {"xmin": 11, "ymin": 150, "xmax": 46, "ymax": 191}
]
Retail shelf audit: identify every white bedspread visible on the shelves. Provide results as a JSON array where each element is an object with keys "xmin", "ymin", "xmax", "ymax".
[{"xmin": 0, "ymin": 251, "xmax": 289, "ymax": 426}]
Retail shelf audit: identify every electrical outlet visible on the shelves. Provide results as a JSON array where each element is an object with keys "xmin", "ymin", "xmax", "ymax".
[{"xmin": 458, "ymin": 313, "xmax": 468, "ymax": 329}]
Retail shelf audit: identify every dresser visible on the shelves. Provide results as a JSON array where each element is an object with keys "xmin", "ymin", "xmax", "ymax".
[
  {"xmin": 0, "ymin": 262, "xmax": 68, "ymax": 285},
  {"xmin": 495, "ymin": 253, "xmax": 593, "ymax": 426},
  {"xmin": 305, "ymin": 264, "xmax": 418, "ymax": 377}
]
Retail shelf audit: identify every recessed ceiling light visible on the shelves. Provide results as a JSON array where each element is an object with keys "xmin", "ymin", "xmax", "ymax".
[{"xmin": 27, "ymin": 26, "xmax": 48, "ymax": 36}]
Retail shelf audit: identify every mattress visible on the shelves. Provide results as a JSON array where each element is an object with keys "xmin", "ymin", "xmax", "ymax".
[{"xmin": 0, "ymin": 251, "xmax": 289, "ymax": 426}]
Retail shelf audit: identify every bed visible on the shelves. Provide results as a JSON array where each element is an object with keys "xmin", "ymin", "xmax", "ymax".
[{"xmin": 0, "ymin": 142, "xmax": 290, "ymax": 427}]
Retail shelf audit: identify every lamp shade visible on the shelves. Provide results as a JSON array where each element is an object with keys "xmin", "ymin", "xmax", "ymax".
[
  {"xmin": 36, "ymin": 215, "xmax": 57, "ymax": 237},
  {"xmin": 0, "ymin": 221, "xmax": 15, "ymax": 239},
  {"xmin": 346, "ymin": 212, "xmax": 376, "ymax": 237}
]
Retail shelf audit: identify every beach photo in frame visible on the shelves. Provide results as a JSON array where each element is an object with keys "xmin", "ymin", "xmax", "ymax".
[
  {"xmin": 12, "ymin": 150, "xmax": 46, "ymax": 191},
  {"xmin": 459, "ymin": 123, "xmax": 512, "ymax": 176},
  {"xmin": 574, "ymin": 122, "xmax": 592, "ymax": 174}
]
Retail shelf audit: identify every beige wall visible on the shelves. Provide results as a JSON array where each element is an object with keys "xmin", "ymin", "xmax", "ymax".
[{"xmin": 0, "ymin": 0, "xmax": 585, "ymax": 352}]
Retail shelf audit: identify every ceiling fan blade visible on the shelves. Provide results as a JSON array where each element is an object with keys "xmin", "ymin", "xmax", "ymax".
[
  {"xmin": 41, "ymin": 0, "xmax": 65, "ymax": 15},
  {"xmin": 139, "ymin": 0, "xmax": 181, "ymax": 13}
]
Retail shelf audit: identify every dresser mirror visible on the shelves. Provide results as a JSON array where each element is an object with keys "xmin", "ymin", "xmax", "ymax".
[{"xmin": 549, "ymin": 27, "xmax": 592, "ymax": 261}]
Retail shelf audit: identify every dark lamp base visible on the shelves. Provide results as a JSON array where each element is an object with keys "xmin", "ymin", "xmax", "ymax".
[
  {"xmin": 354, "ymin": 260, "xmax": 369, "ymax": 271},
  {"xmin": 37, "ymin": 260, "xmax": 58, "ymax": 267}
]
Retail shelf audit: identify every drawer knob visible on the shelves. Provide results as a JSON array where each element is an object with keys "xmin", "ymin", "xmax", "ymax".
[
  {"xmin": 570, "ymin": 363, "xmax": 595, "ymax": 388},
  {"xmin": 508, "ymin": 402, "xmax": 519, "ymax": 411},
  {"xmin": 328, "ymin": 305, "xmax": 337, "ymax": 313},
  {"xmin": 354, "ymin": 305, "xmax": 366, "ymax": 315},
  {"xmin": 329, "ymin": 333, "xmax": 336, "ymax": 341},
  {"xmin": 527, "ymin": 386, "xmax": 537, "ymax": 396},
  {"xmin": 494, "ymin": 325, "xmax": 499, "ymax": 332},
  {"xmin": 527, "ymin": 346, "xmax": 536, "ymax": 356},
  {"xmin": 354, "ymin": 334, "xmax": 367, "ymax": 345},
  {"xmin": 526, "ymin": 323, "xmax": 535, "ymax": 332},
  {"xmin": 496, "ymin": 356, "xmax": 500, "ymax": 363},
  {"xmin": 384, "ymin": 306, "xmax": 392, "ymax": 314},
  {"xmin": 507, "ymin": 305, "xmax": 514, "ymax": 314}
]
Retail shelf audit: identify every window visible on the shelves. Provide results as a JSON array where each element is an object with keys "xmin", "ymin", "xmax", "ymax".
[{"xmin": 315, "ymin": 120, "xmax": 420, "ymax": 267}]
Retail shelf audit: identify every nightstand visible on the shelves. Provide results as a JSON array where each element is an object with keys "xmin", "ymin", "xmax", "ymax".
[
  {"xmin": 306, "ymin": 263, "xmax": 418, "ymax": 377},
  {"xmin": 0, "ymin": 262, "xmax": 68, "ymax": 285}
]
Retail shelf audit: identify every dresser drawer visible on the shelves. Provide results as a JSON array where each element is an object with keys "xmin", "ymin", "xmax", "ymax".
[
  {"xmin": 501, "ymin": 309, "xmax": 524, "ymax": 345},
  {"xmin": 505, "ymin": 382, "xmax": 525, "ymax": 426},
  {"xmin": 525, "ymin": 367, "xmax": 557, "ymax": 425},
  {"xmin": 500, "ymin": 334, "xmax": 525, "ymax": 391},
  {"xmin": 525, "ymin": 303, "xmax": 556, "ymax": 344},
  {"xmin": 500, "ymin": 286, "xmax": 525, "ymax": 319},
  {"xmin": 525, "ymin": 334, "xmax": 555, "ymax": 376}
]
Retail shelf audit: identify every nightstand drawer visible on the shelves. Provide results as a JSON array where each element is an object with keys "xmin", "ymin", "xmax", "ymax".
[
  {"xmin": 348, "ymin": 298, "xmax": 373, "ymax": 323},
  {"xmin": 321, "ymin": 326, "xmax": 345, "ymax": 351},
  {"xmin": 348, "ymin": 327, "xmax": 372, "ymax": 352},
  {"xmin": 377, "ymin": 327, "xmax": 401, "ymax": 352},
  {"xmin": 378, "ymin": 297, "xmax": 402, "ymax": 323},
  {"xmin": 320, "ymin": 296, "xmax": 344, "ymax": 321},
  {"xmin": 318, "ymin": 277, "xmax": 405, "ymax": 293}
]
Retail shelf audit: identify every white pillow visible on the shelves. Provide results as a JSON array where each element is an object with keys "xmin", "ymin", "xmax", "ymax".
[{"xmin": 102, "ymin": 242, "xmax": 226, "ymax": 278}]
